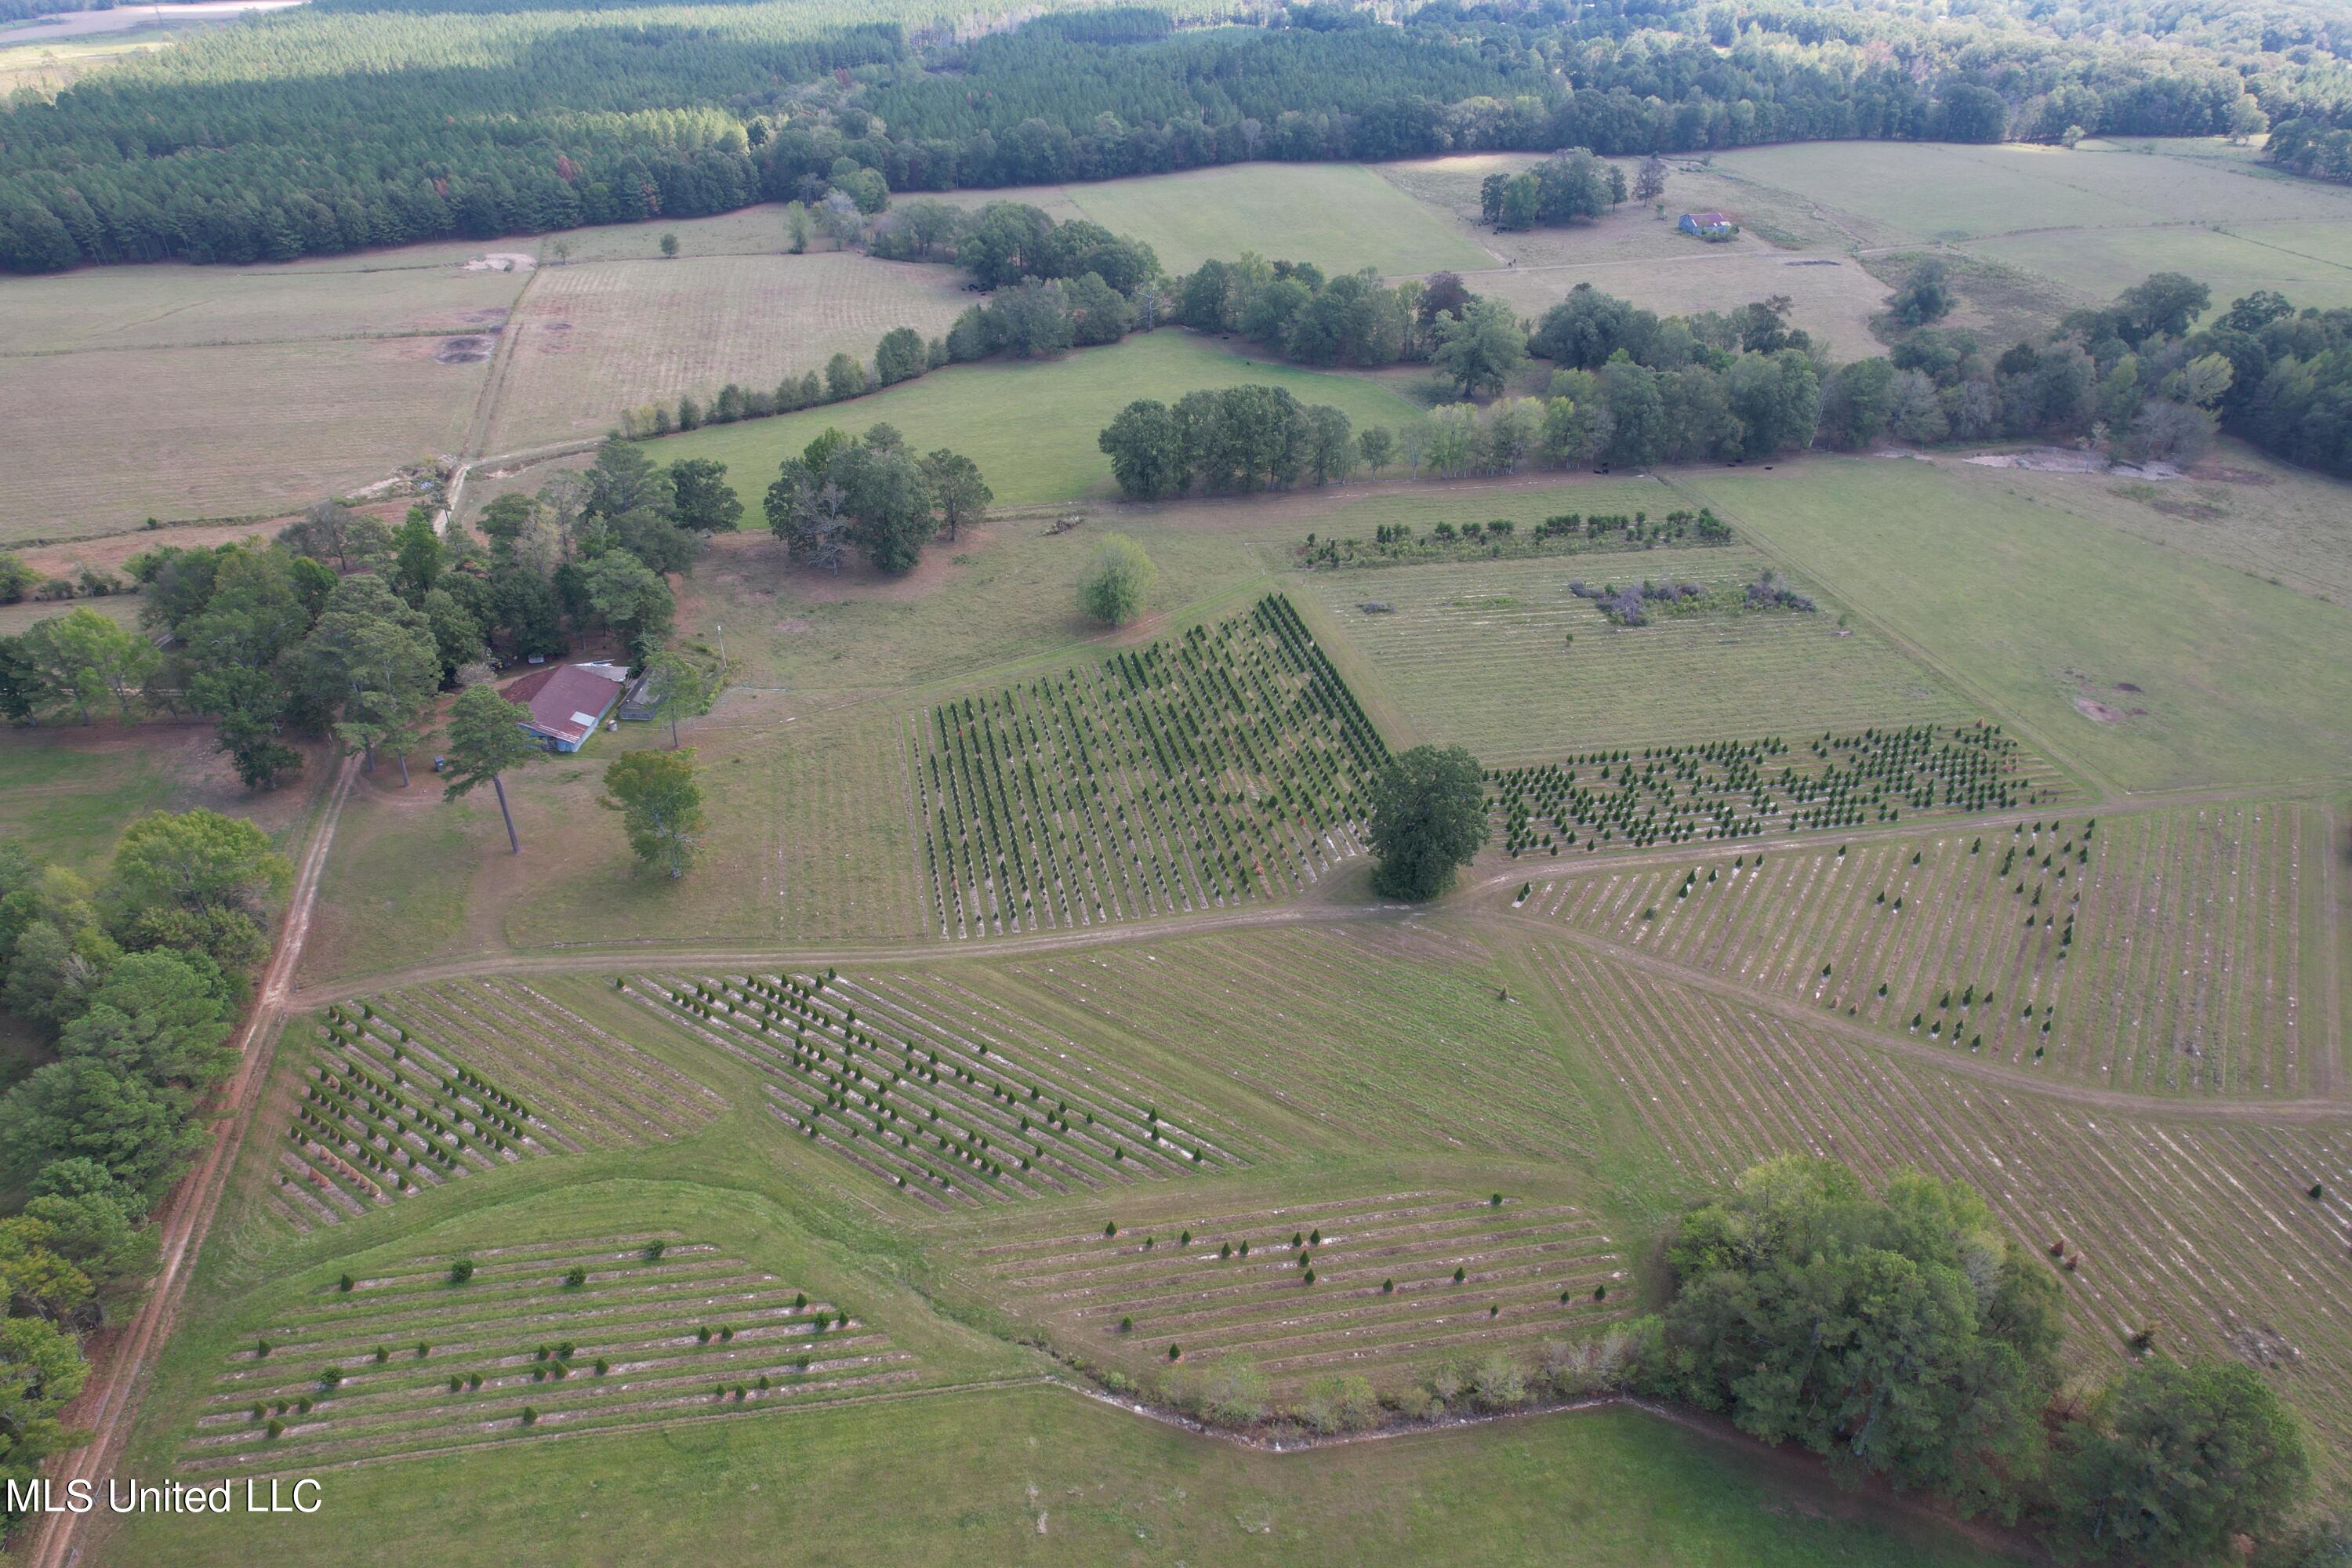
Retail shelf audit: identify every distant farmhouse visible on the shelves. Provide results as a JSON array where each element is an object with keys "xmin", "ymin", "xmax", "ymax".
[
  {"xmin": 501, "ymin": 661, "xmax": 631, "ymax": 753},
  {"xmin": 1679, "ymin": 211, "xmax": 1740, "ymax": 241}
]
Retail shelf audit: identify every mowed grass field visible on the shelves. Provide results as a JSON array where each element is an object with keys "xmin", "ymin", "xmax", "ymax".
[
  {"xmin": 1709, "ymin": 139, "xmax": 2352, "ymax": 246},
  {"xmin": 1374, "ymin": 154, "xmax": 1897, "ymax": 356},
  {"xmin": 0, "ymin": 239, "xmax": 531, "ymax": 543},
  {"xmin": 1967, "ymin": 222, "xmax": 2352, "ymax": 314},
  {"xmin": 484, "ymin": 251, "xmax": 971, "ymax": 452},
  {"xmin": 0, "ymin": 336, "xmax": 488, "ymax": 543},
  {"xmin": 296, "ymin": 688, "xmax": 938, "ymax": 988},
  {"xmin": 941, "ymin": 162, "xmax": 1495, "ymax": 278},
  {"xmin": 1472, "ymin": 252, "xmax": 1893, "ymax": 361},
  {"xmin": 1298, "ymin": 546, "xmax": 1973, "ymax": 762},
  {"xmin": 1696, "ymin": 139, "xmax": 2352, "ymax": 308},
  {"xmin": 1956, "ymin": 441, "xmax": 2352, "ymax": 607},
  {"xmin": 645, "ymin": 329, "xmax": 1424, "ymax": 512},
  {"xmin": 1689, "ymin": 460, "xmax": 2352, "ymax": 792},
  {"xmin": 108, "ymin": 1381, "xmax": 2000, "ymax": 1568}
]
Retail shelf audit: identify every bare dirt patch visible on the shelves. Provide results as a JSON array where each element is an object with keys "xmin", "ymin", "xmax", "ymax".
[
  {"xmin": 433, "ymin": 334, "xmax": 498, "ymax": 365},
  {"xmin": 2072, "ymin": 695, "xmax": 2125, "ymax": 723},
  {"xmin": 463, "ymin": 252, "xmax": 537, "ymax": 274},
  {"xmin": 1968, "ymin": 446, "xmax": 2181, "ymax": 479}
]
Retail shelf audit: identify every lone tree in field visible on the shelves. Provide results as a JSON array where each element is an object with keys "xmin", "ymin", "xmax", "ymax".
[
  {"xmin": 641, "ymin": 646, "xmax": 717, "ymax": 748},
  {"xmin": 442, "ymin": 684, "xmax": 541, "ymax": 854},
  {"xmin": 1366, "ymin": 745, "xmax": 1486, "ymax": 900},
  {"xmin": 1633, "ymin": 154, "xmax": 1668, "ymax": 204},
  {"xmin": 1077, "ymin": 534, "xmax": 1156, "ymax": 626},
  {"xmin": 602, "ymin": 748, "xmax": 706, "ymax": 878}
]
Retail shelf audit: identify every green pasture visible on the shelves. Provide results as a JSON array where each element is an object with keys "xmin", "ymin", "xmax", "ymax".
[
  {"xmin": 648, "ymin": 330, "xmax": 1423, "ymax": 514},
  {"xmin": 1965, "ymin": 221, "xmax": 2352, "ymax": 314},
  {"xmin": 108, "ymin": 1380, "xmax": 1999, "ymax": 1568},
  {"xmin": 1297, "ymin": 545, "xmax": 1971, "ymax": 762},
  {"xmin": 1710, "ymin": 139, "xmax": 2352, "ymax": 247},
  {"xmin": 1688, "ymin": 459, "xmax": 2352, "ymax": 793},
  {"xmin": 1062, "ymin": 162, "xmax": 1495, "ymax": 277}
]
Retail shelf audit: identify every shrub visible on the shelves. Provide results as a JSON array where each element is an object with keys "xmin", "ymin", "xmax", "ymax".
[
  {"xmin": 595, "ymin": 1358, "xmax": 610, "ymax": 1375},
  {"xmin": 1538, "ymin": 1327, "xmax": 1646, "ymax": 1397},
  {"xmin": 338, "ymin": 1273, "xmax": 354, "ymax": 1293},
  {"xmin": 1298, "ymin": 1374, "xmax": 1381, "ymax": 1435},
  {"xmin": 1077, "ymin": 534, "xmax": 1157, "ymax": 626},
  {"xmin": 267, "ymin": 1418, "xmax": 284, "ymax": 1439},
  {"xmin": 521, "ymin": 1406, "xmax": 538, "ymax": 1426},
  {"xmin": 1469, "ymin": 1352, "xmax": 1527, "ymax": 1410},
  {"xmin": 565, "ymin": 1265, "xmax": 587, "ymax": 1287},
  {"xmin": 1168, "ymin": 1358, "xmax": 1269, "ymax": 1425},
  {"xmin": 1388, "ymin": 1385, "xmax": 1440, "ymax": 1421},
  {"xmin": 448, "ymin": 1259, "xmax": 475, "ymax": 1285}
]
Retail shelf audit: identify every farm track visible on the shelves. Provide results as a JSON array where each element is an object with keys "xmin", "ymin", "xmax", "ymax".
[
  {"xmin": 18, "ymin": 753, "xmax": 361, "ymax": 1568},
  {"xmin": 288, "ymin": 784, "xmax": 2342, "ymax": 1112}
]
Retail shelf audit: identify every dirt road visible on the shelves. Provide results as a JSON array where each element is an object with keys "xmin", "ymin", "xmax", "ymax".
[{"xmin": 16, "ymin": 753, "xmax": 358, "ymax": 1568}]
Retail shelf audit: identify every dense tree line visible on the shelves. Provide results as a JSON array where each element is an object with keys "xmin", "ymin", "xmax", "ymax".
[
  {"xmin": 3, "ymin": 0, "xmax": 2343, "ymax": 271},
  {"xmin": 0, "ymin": 811, "xmax": 292, "ymax": 1508},
  {"xmin": 1087, "ymin": 253, "xmax": 2347, "ymax": 485}
]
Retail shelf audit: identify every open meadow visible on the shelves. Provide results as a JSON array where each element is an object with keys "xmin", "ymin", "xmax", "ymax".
[
  {"xmin": 484, "ymin": 251, "xmax": 972, "ymax": 453},
  {"xmin": 938, "ymin": 162, "xmax": 1495, "ymax": 278},
  {"xmin": 646, "ymin": 329, "xmax": 1424, "ymax": 513},
  {"xmin": 1297, "ymin": 543, "xmax": 1977, "ymax": 762},
  {"xmin": 1688, "ymin": 459, "xmax": 2352, "ymax": 793}
]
